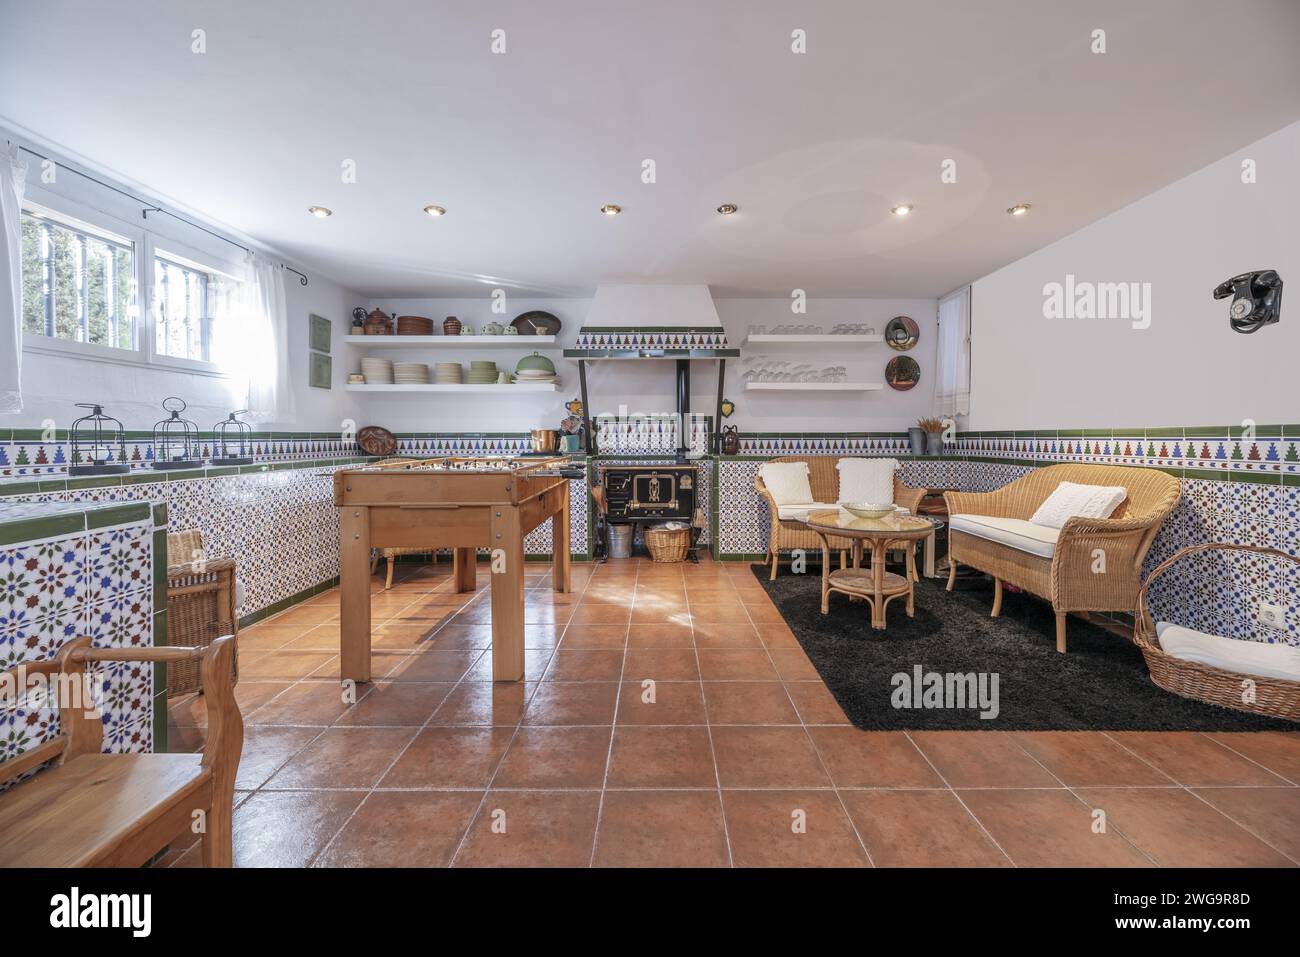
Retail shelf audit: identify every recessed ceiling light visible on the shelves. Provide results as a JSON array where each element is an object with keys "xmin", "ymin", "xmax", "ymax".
[
  {"xmin": 1006, "ymin": 203, "xmax": 1032, "ymax": 216},
  {"xmin": 307, "ymin": 206, "xmax": 332, "ymax": 218},
  {"xmin": 423, "ymin": 204, "xmax": 446, "ymax": 217},
  {"xmin": 600, "ymin": 203, "xmax": 622, "ymax": 216},
  {"xmin": 891, "ymin": 204, "xmax": 914, "ymax": 217},
  {"xmin": 716, "ymin": 203, "xmax": 739, "ymax": 215}
]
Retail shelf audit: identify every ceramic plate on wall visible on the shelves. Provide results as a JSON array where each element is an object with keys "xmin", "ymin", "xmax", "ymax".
[
  {"xmin": 357, "ymin": 425, "xmax": 398, "ymax": 456},
  {"xmin": 885, "ymin": 315, "xmax": 920, "ymax": 351},
  {"xmin": 511, "ymin": 311, "xmax": 562, "ymax": 335},
  {"xmin": 886, "ymin": 355, "xmax": 921, "ymax": 391}
]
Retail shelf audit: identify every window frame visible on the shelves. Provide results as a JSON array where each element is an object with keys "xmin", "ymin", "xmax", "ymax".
[
  {"xmin": 19, "ymin": 190, "xmax": 243, "ymax": 380},
  {"xmin": 150, "ymin": 240, "xmax": 243, "ymax": 373}
]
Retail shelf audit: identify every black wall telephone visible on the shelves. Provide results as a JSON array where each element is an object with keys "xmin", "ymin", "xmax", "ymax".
[{"xmin": 1213, "ymin": 269, "xmax": 1283, "ymax": 334}]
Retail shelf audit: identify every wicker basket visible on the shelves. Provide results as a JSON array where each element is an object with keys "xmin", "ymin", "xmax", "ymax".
[
  {"xmin": 645, "ymin": 526, "xmax": 691, "ymax": 563},
  {"xmin": 1135, "ymin": 543, "xmax": 1299, "ymax": 721}
]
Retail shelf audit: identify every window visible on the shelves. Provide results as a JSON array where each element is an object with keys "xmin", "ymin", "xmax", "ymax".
[
  {"xmin": 153, "ymin": 250, "xmax": 240, "ymax": 364},
  {"xmin": 19, "ymin": 208, "xmax": 137, "ymax": 350}
]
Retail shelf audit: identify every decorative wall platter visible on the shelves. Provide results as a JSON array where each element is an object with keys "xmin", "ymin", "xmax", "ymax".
[
  {"xmin": 885, "ymin": 315, "xmax": 920, "ymax": 351},
  {"xmin": 886, "ymin": 355, "xmax": 921, "ymax": 391},
  {"xmin": 357, "ymin": 425, "xmax": 398, "ymax": 456}
]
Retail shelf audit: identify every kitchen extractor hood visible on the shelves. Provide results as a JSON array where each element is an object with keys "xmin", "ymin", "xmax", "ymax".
[
  {"xmin": 563, "ymin": 284, "xmax": 739, "ymax": 358},
  {"xmin": 564, "ymin": 285, "xmax": 735, "ymax": 457}
]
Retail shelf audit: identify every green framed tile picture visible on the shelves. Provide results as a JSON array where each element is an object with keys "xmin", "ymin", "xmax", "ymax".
[
  {"xmin": 309, "ymin": 314, "xmax": 332, "ymax": 353},
  {"xmin": 309, "ymin": 351, "xmax": 332, "ymax": 389}
]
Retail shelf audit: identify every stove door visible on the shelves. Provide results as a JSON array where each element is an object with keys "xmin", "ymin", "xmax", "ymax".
[{"xmin": 632, "ymin": 472, "xmax": 678, "ymax": 512}]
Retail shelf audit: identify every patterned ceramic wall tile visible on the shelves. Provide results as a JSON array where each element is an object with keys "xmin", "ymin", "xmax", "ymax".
[{"xmin": 0, "ymin": 509, "xmax": 158, "ymax": 778}]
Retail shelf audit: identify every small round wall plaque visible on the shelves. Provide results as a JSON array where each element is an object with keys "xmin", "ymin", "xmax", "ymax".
[
  {"xmin": 886, "ymin": 356, "xmax": 921, "ymax": 391},
  {"xmin": 884, "ymin": 315, "xmax": 920, "ymax": 351}
]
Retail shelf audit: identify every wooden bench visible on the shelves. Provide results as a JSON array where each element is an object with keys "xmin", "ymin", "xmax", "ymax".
[{"xmin": 0, "ymin": 636, "xmax": 242, "ymax": 867}]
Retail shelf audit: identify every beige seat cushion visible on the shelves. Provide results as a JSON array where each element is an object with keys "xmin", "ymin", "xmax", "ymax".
[
  {"xmin": 950, "ymin": 514, "xmax": 1060, "ymax": 559},
  {"xmin": 777, "ymin": 502, "xmax": 840, "ymax": 523}
]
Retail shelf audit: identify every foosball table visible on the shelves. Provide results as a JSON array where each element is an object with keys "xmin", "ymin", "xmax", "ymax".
[{"xmin": 333, "ymin": 455, "xmax": 577, "ymax": 682}]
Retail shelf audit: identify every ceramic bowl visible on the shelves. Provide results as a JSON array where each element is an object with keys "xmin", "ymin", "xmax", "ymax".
[{"xmin": 842, "ymin": 503, "xmax": 895, "ymax": 519}]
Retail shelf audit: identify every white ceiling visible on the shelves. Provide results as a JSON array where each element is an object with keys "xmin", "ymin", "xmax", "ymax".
[{"xmin": 3, "ymin": 0, "xmax": 1299, "ymax": 298}]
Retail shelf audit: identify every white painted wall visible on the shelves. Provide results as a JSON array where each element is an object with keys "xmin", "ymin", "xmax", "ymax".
[
  {"xmin": 968, "ymin": 119, "xmax": 1300, "ymax": 430},
  {"xmin": 360, "ymin": 295, "xmax": 937, "ymax": 433},
  {"xmin": 4, "ymin": 126, "xmax": 361, "ymax": 433}
]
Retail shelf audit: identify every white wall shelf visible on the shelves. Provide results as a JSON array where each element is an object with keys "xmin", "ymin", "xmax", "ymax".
[
  {"xmin": 744, "ymin": 382, "xmax": 883, "ymax": 392},
  {"xmin": 743, "ymin": 334, "xmax": 883, "ymax": 345},
  {"xmin": 346, "ymin": 383, "xmax": 560, "ymax": 393},
  {"xmin": 344, "ymin": 335, "xmax": 557, "ymax": 347}
]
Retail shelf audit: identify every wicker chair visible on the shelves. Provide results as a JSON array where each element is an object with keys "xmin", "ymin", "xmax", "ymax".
[
  {"xmin": 755, "ymin": 456, "xmax": 928, "ymax": 580},
  {"xmin": 165, "ymin": 529, "xmax": 239, "ymax": 695},
  {"xmin": 943, "ymin": 463, "xmax": 1180, "ymax": 654}
]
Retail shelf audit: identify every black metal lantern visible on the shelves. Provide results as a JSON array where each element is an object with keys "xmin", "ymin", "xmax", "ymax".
[
  {"xmin": 212, "ymin": 409, "xmax": 254, "ymax": 465},
  {"xmin": 150, "ymin": 396, "xmax": 202, "ymax": 470},
  {"xmin": 69, "ymin": 403, "xmax": 129, "ymax": 476}
]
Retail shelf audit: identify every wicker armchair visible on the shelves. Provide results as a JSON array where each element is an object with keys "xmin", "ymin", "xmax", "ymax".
[
  {"xmin": 755, "ymin": 456, "xmax": 928, "ymax": 580},
  {"xmin": 943, "ymin": 463, "xmax": 1180, "ymax": 653},
  {"xmin": 165, "ymin": 529, "xmax": 239, "ymax": 695}
]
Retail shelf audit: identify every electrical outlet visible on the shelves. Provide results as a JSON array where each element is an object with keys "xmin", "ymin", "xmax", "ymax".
[{"xmin": 1257, "ymin": 602, "xmax": 1287, "ymax": 630}]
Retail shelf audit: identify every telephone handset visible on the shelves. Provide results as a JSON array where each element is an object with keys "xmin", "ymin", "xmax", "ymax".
[{"xmin": 1213, "ymin": 269, "xmax": 1283, "ymax": 334}]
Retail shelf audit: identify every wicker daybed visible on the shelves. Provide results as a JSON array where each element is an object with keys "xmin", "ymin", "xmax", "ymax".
[
  {"xmin": 1135, "ymin": 543, "xmax": 1299, "ymax": 720},
  {"xmin": 944, "ymin": 463, "xmax": 1180, "ymax": 653}
]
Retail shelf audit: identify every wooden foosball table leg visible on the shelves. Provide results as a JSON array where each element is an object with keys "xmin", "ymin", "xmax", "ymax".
[
  {"xmin": 490, "ymin": 506, "xmax": 526, "ymax": 681},
  {"xmin": 453, "ymin": 547, "xmax": 477, "ymax": 592},
  {"xmin": 339, "ymin": 505, "xmax": 373, "ymax": 683},
  {"xmin": 553, "ymin": 479, "xmax": 571, "ymax": 593}
]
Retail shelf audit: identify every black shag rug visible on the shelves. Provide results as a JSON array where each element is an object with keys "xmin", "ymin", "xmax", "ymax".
[{"xmin": 751, "ymin": 564, "xmax": 1297, "ymax": 731}]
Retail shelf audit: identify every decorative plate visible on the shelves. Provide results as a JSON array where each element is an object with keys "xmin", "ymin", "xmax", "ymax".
[
  {"xmin": 886, "ymin": 356, "xmax": 921, "ymax": 391},
  {"xmin": 357, "ymin": 425, "xmax": 398, "ymax": 456},
  {"xmin": 884, "ymin": 315, "xmax": 920, "ymax": 351},
  {"xmin": 511, "ymin": 310, "xmax": 562, "ymax": 335},
  {"xmin": 720, "ymin": 398, "xmax": 736, "ymax": 418}
]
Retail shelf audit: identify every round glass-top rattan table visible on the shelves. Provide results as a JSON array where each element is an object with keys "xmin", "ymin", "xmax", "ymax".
[{"xmin": 802, "ymin": 509, "xmax": 938, "ymax": 630}]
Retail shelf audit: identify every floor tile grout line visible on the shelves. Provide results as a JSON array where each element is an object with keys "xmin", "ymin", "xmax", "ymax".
[
  {"xmin": 746, "ymin": 580, "xmax": 877, "ymax": 867},
  {"xmin": 1098, "ymin": 730, "xmax": 1300, "ymax": 865},
  {"xmin": 443, "ymin": 555, "xmax": 599, "ymax": 868},
  {"xmin": 684, "ymin": 563, "xmax": 735, "ymax": 867},
  {"xmin": 297, "ymin": 565, "xmax": 484, "ymax": 866},
  {"xmin": 1189, "ymin": 731, "xmax": 1299, "ymax": 786},
  {"xmin": 1004, "ymin": 733, "xmax": 1161, "ymax": 867},
  {"xmin": 587, "ymin": 559, "xmax": 645, "ymax": 867},
  {"xmin": 250, "ymin": 565, "xmax": 490, "ymax": 866},
  {"xmin": 901, "ymin": 731, "xmax": 1017, "ymax": 867}
]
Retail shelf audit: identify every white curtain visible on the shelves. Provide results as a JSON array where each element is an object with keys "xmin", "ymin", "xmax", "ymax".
[
  {"xmin": 935, "ymin": 285, "xmax": 971, "ymax": 418},
  {"xmin": 0, "ymin": 145, "xmax": 27, "ymax": 414},
  {"xmin": 239, "ymin": 252, "xmax": 294, "ymax": 423}
]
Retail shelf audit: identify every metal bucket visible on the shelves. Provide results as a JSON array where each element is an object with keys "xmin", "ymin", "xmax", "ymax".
[{"xmin": 608, "ymin": 524, "xmax": 634, "ymax": 559}]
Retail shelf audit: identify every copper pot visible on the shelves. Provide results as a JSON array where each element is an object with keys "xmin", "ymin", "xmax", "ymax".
[
  {"xmin": 530, "ymin": 429, "xmax": 560, "ymax": 453},
  {"xmin": 363, "ymin": 309, "xmax": 392, "ymax": 335}
]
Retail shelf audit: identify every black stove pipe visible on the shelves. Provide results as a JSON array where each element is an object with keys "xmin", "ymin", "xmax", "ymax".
[{"xmin": 675, "ymin": 359, "xmax": 690, "ymax": 460}]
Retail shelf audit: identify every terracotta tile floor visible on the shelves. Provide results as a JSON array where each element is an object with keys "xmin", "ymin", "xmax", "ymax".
[{"xmin": 159, "ymin": 558, "xmax": 1300, "ymax": 868}]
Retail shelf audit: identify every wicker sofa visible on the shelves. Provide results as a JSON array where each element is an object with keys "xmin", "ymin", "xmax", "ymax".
[
  {"xmin": 943, "ymin": 463, "xmax": 1180, "ymax": 653},
  {"xmin": 755, "ymin": 455, "xmax": 927, "ymax": 579}
]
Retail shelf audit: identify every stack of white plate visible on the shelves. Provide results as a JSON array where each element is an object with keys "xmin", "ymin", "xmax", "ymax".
[
  {"xmin": 360, "ymin": 356, "xmax": 394, "ymax": 384},
  {"xmin": 514, "ymin": 369, "xmax": 559, "ymax": 385},
  {"xmin": 393, "ymin": 361, "xmax": 430, "ymax": 384},
  {"xmin": 434, "ymin": 362, "xmax": 463, "ymax": 384}
]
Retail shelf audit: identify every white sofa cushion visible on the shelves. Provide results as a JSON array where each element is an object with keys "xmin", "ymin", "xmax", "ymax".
[
  {"xmin": 949, "ymin": 514, "xmax": 1060, "ymax": 559},
  {"xmin": 759, "ymin": 462, "xmax": 814, "ymax": 505},
  {"xmin": 1156, "ymin": 622, "xmax": 1300, "ymax": 682},
  {"xmin": 1029, "ymin": 480, "xmax": 1127, "ymax": 529},
  {"xmin": 836, "ymin": 457, "xmax": 897, "ymax": 505},
  {"xmin": 776, "ymin": 502, "xmax": 840, "ymax": 523}
]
